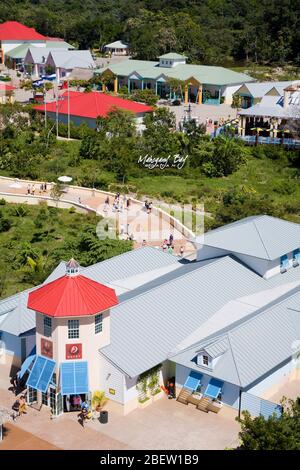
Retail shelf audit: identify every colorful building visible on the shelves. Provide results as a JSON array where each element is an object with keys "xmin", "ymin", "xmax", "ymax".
[
  {"xmin": 1, "ymin": 216, "xmax": 300, "ymax": 418},
  {"xmin": 0, "ymin": 21, "xmax": 47, "ymax": 65},
  {"xmin": 33, "ymin": 90, "xmax": 153, "ymax": 128},
  {"xmin": 99, "ymin": 52, "xmax": 254, "ymax": 105}
]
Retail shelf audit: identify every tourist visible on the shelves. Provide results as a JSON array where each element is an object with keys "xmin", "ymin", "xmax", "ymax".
[
  {"xmin": 27, "ymin": 184, "xmax": 31, "ymax": 195},
  {"xmin": 180, "ymin": 246, "xmax": 184, "ymax": 257},
  {"xmin": 31, "ymin": 184, "xmax": 35, "ymax": 196},
  {"xmin": 39, "ymin": 183, "xmax": 43, "ymax": 195},
  {"xmin": 105, "ymin": 196, "xmax": 110, "ymax": 205},
  {"xmin": 169, "ymin": 233, "xmax": 174, "ymax": 245},
  {"xmin": 19, "ymin": 395, "xmax": 27, "ymax": 416},
  {"xmin": 162, "ymin": 239, "xmax": 168, "ymax": 252},
  {"xmin": 78, "ymin": 196, "xmax": 81, "ymax": 204},
  {"xmin": 168, "ymin": 245, "xmax": 174, "ymax": 255},
  {"xmin": 142, "ymin": 239, "xmax": 147, "ymax": 246},
  {"xmin": 44, "ymin": 182, "xmax": 47, "ymax": 192}
]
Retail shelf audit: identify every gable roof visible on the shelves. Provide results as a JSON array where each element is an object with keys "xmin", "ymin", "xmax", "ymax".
[
  {"xmin": 105, "ymin": 40, "xmax": 128, "ymax": 49},
  {"xmin": 172, "ymin": 286, "xmax": 300, "ymax": 388},
  {"xmin": 25, "ymin": 47, "xmax": 62, "ymax": 65},
  {"xmin": 239, "ymin": 91, "xmax": 300, "ymax": 118},
  {"xmin": 0, "ymin": 247, "xmax": 178, "ymax": 336},
  {"xmin": 235, "ymin": 81, "xmax": 295, "ymax": 98},
  {"xmin": 159, "ymin": 53, "xmax": 187, "ymax": 60},
  {"xmin": 104, "ymin": 59, "xmax": 253, "ymax": 86},
  {"xmin": 0, "ymin": 21, "xmax": 46, "ymax": 41},
  {"xmin": 196, "ymin": 215, "xmax": 300, "ymax": 261},
  {"xmin": 47, "ymin": 50, "xmax": 95, "ymax": 69},
  {"xmin": 33, "ymin": 91, "xmax": 153, "ymax": 119},
  {"xmin": 99, "ymin": 255, "xmax": 300, "ymax": 377}
]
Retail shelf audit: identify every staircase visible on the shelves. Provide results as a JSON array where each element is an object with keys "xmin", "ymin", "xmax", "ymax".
[
  {"xmin": 176, "ymin": 387, "xmax": 192, "ymax": 405},
  {"xmin": 196, "ymin": 396, "xmax": 211, "ymax": 413}
]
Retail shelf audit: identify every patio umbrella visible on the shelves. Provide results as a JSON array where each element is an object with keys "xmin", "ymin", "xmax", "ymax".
[
  {"xmin": 57, "ymin": 176, "xmax": 73, "ymax": 183},
  {"xmin": 250, "ymin": 127, "xmax": 263, "ymax": 146}
]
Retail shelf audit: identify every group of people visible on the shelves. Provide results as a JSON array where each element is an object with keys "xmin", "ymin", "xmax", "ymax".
[
  {"xmin": 11, "ymin": 395, "xmax": 27, "ymax": 420},
  {"xmin": 144, "ymin": 200, "xmax": 153, "ymax": 214},
  {"xmin": 27, "ymin": 182, "xmax": 48, "ymax": 196},
  {"xmin": 162, "ymin": 234, "xmax": 184, "ymax": 257},
  {"xmin": 103, "ymin": 193, "xmax": 131, "ymax": 214}
]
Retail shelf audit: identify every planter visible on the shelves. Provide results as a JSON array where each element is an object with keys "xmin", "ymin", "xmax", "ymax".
[
  {"xmin": 207, "ymin": 401, "xmax": 223, "ymax": 413},
  {"xmin": 152, "ymin": 391, "xmax": 163, "ymax": 402},
  {"xmin": 95, "ymin": 405, "xmax": 102, "ymax": 412},
  {"xmin": 138, "ymin": 398, "xmax": 151, "ymax": 409}
]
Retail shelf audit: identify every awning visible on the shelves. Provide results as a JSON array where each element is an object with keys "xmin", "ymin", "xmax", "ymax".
[
  {"xmin": 26, "ymin": 355, "xmax": 56, "ymax": 393},
  {"xmin": 184, "ymin": 370, "xmax": 203, "ymax": 391},
  {"xmin": 60, "ymin": 361, "xmax": 89, "ymax": 396},
  {"xmin": 204, "ymin": 378, "xmax": 223, "ymax": 399},
  {"xmin": 17, "ymin": 353, "xmax": 36, "ymax": 380}
]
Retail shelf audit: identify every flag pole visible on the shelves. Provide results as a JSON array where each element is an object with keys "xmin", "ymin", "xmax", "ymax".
[{"xmin": 67, "ymin": 78, "xmax": 70, "ymax": 140}]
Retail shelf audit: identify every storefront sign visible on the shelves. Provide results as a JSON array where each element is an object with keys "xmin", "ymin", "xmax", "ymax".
[
  {"xmin": 41, "ymin": 338, "xmax": 53, "ymax": 358},
  {"xmin": 109, "ymin": 388, "xmax": 116, "ymax": 395},
  {"xmin": 66, "ymin": 343, "xmax": 82, "ymax": 360}
]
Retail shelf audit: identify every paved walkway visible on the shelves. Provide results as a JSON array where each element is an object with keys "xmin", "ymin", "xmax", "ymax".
[
  {"xmin": 0, "ymin": 176, "xmax": 196, "ymax": 256},
  {"xmin": 0, "ymin": 383, "xmax": 239, "ymax": 450}
]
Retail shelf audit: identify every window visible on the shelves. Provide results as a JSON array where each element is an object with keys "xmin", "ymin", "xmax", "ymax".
[
  {"xmin": 202, "ymin": 355, "xmax": 209, "ymax": 366},
  {"xmin": 43, "ymin": 316, "xmax": 52, "ymax": 337},
  {"xmin": 95, "ymin": 314, "xmax": 103, "ymax": 334},
  {"xmin": 280, "ymin": 254, "xmax": 289, "ymax": 272},
  {"xmin": 68, "ymin": 319, "xmax": 79, "ymax": 339}
]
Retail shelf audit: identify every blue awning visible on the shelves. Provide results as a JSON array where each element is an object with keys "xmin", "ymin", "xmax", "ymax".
[
  {"xmin": 26, "ymin": 355, "xmax": 56, "ymax": 393},
  {"xmin": 204, "ymin": 378, "xmax": 223, "ymax": 399},
  {"xmin": 184, "ymin": 370, "xmax": 203, "ymax": 391},
  {"xmin": 60, "ymin": 361, "xmax": 89, "ymax": 396},
  {"xmin": 17, "ymin": 354, "xmax": 36, "ymax": 380}
]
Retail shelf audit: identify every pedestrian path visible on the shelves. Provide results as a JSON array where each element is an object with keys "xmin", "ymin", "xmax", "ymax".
[{"xmin": 0, "ymin": 176, "xmax": 196, "ymax": 256}]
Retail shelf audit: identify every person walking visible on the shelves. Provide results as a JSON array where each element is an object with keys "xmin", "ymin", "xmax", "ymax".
[
  {"xmin": 31, "ymin": 184, "xmax": 35, "ymax": 196},
  {"xmin": 180, "ymin": 246, "xmax": 184, "ymax": 257},
  {"xmin": 27, "ymin": 184, "xmax": 31, "ymax": 195}
]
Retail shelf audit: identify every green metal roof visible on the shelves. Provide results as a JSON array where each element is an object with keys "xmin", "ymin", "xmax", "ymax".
[
  {"xmin": 6, "ymin": 43, "xmax": 30, "ymax": 59},
  {"xmin": 159, "ymin": 53, "xmax": 187, "ymax": 59},
  {"xmin": 104, "ymin": 59, "xmax": 253, "ymax": 86},
  {"xmin": 46, "ymin": 40, "xmax": 75, "ymax": 49}
]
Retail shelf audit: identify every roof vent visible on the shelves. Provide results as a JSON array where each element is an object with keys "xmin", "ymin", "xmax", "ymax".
[{"xmin": 66, "ymin": 258, "xmax": 79, "ymax": 276}]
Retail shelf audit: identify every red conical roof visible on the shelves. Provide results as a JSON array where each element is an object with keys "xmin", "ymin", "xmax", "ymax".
[{"xmin": 27, "ymin": 274, "xmax": 118, "ymax": 317}]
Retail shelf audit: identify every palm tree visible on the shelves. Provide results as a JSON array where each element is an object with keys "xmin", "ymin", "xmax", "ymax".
[{"xmin": 250, "ymin": 127, "xmax": 263, "ymax": 146}]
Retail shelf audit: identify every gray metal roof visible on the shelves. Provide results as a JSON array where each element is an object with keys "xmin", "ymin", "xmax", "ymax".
[
  {"xmin": 0, "ymin": 247, "xmax": 179, "ymax": 336},
  {"xmin": 0, "ymin": 288, "xmax": 36, "ymax": 336},
  {"xmin": 235, "ymin": 81, "xmax": 295, "ymax": 98},
  {"xmin": 172, "ymin": 286, "xmax": 300, "ymax": 388},
  {"xmin": 47, "ymin": 50, "xmax": 95, "ymax": 69},
  {"xmin": 196, "ymin": 215, "xmax": 300, "ymax": 261},
  {"xmin": 100, "ymin": 255, "xmax": 300, "ymax": 378},
  {"xmin": 239, "ymin": 91, "xmax": 300, "ymax": 119}
]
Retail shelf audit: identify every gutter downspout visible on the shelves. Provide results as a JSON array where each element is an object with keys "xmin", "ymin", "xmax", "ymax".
[{"xmin": 238, "ymin": 389, "xmax": 242, "ymax": 419}]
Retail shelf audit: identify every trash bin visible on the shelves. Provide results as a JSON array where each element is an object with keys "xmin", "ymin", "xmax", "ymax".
[{"xmin": 99, "ymin": 410, "xmax": 108, "ymax": 424}]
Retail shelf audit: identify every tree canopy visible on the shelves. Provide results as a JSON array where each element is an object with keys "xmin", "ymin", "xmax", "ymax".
[{"xmin": 1, "ymin": 0, "xmax": 300, "ymax": 66}]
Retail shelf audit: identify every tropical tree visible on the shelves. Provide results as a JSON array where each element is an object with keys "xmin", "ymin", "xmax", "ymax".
[{"xmin": 236, "ymin": 397, "xmax": 300, "ymax": 450}]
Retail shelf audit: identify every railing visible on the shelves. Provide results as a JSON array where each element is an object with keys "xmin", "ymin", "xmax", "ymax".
[
  {"xmin": 203, "ymin": 98, "xmax": 220, "ymax": 105},
  {"xmin": 239, "ymin": 135, "xmax": 300, "ymax": 148}
]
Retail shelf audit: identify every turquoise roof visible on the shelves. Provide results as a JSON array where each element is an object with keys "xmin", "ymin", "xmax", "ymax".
[{"xmin": 104, "ymin": 59, "xmax": 253, "ymax": 86}]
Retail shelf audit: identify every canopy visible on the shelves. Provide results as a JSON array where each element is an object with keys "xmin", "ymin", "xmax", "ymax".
[
  {"xmin": 58, "ymin": 176, "xmax": 72, "ymax": 183},
  {"xmin": 60, "ymin": 361, "xmax": 89, "ymax": 396},
  {"xmin": 26, "ymin": 355, "xmax": 56, "ymax": 393},
  {"xmin": 204, "ymin": 378, "xmax": 223, "ymax": 399},
  {"xmin": 17, "ymin": 352, "xmax": 36, "ymax": 380},
  {"xmin": 184, "ymin": 370, "xmax": 203, "ymax": 391}
]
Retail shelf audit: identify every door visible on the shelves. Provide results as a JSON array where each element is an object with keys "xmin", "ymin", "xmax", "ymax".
[{"xmin": 21, "ymin": 338, "xmax": 27, "ymax": 363}]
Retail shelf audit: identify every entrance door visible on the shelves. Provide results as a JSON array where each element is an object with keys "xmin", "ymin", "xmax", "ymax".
[{"xmin": 21, "ymin": 337, "xmax": 26, "ymax": 363}]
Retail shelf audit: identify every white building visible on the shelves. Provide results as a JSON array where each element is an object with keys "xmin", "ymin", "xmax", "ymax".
[
  {"xmin": 1, "ymin": 216, "xmax": 300, "ymax": 418},
  {"xmin": 104, "ymin": 40, "xmax": 129, "ymax": 56}
]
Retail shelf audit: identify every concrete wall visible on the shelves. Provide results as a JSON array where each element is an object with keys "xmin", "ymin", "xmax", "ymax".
[
  {"xmin": 0, "ymin": 331, "xmax": 21, "ymax": 367},
  {"xmin": 246, "ymin": 357, "xmax": 297, "ymax": 399}
]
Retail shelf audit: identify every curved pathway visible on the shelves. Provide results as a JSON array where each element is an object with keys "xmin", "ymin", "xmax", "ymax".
[{"xmin": 0, "ymin": 176, "xmax": 196, "ymax": 257}]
